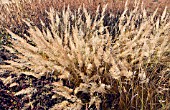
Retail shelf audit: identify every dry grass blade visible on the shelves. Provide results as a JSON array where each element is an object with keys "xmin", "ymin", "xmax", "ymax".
[{"xmin": 14, "ymin": 87, "xmax": 36, "ymax": 96}]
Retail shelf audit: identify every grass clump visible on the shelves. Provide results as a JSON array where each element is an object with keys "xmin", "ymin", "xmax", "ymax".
[{"xmin": 0, "ymin": 0, "xmax": 170, "ymax": 109}]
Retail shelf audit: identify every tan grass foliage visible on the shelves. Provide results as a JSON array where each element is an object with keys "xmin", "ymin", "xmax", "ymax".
[
  {"xmin": 0, "ymin": 0, "xmax": 169, "ymax": 35},
  {"xmin": 0, "ymin": 0, "xmax": 170, "ymax": 109}
]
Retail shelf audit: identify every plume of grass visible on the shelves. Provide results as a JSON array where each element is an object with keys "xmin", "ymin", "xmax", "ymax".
[{"xmin": 0, "ymin": 0, "xmax": 170, "ymax": 109}]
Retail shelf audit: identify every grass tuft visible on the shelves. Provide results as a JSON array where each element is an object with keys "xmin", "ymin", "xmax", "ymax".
[{"xmin": 0, "ymin": 0, "xmax": 170, "ymax": 109}]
